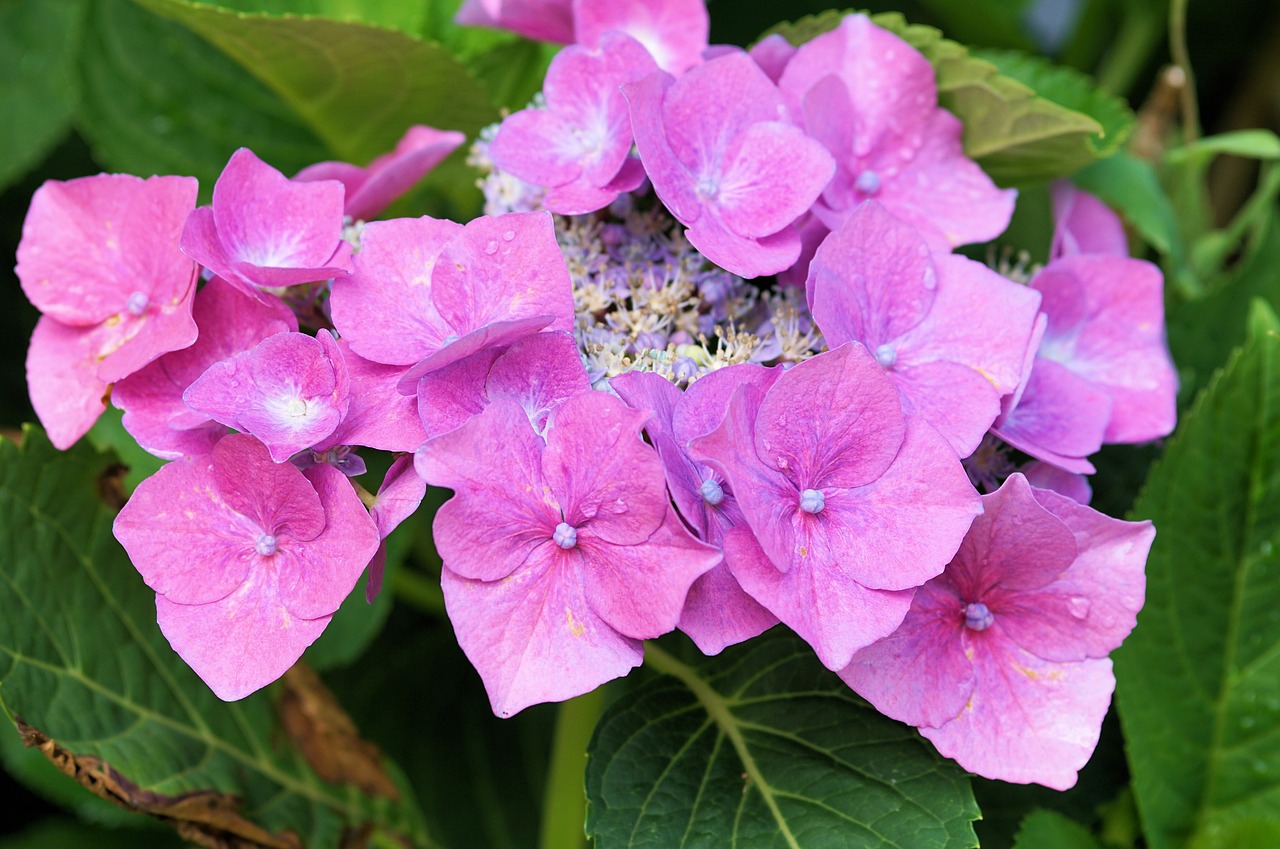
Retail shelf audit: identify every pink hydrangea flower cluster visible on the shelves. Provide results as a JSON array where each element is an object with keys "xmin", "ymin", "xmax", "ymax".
[{"xmin": 16, "ymin": 7, "xmax": 1175, "ymax": 791}]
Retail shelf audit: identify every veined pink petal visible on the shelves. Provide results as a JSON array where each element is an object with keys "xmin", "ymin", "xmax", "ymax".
[
  {"xmin": 455, "ymin": 0, "xmax": 574, "ymax": 43},
  {"xmin": 26, "ymin": 316, "xmax": 109, "ymax": 449},
  {"xmin": 320, "ymin": 342, "xmax": 427, "ymax": 452},
  {"xmin": 574, "ymin": 0, "xmax": 708, "ymax": 74},
  {"xmin": 1051, "ymin": 182, "xmax": 1128, "ymax": 259},
  {"xmin": 442, "ymin": 558, "xmax": 643, "ymax": 718},
  {"xmin": 208, "ymin": 434, "xmax": 325, "ymax": 541},
  {"xmin": 716, "ymin": 121, "xmax": 835, "ymax": 238}
]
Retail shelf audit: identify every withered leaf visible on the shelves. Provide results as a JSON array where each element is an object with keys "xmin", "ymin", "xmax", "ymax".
[
  {"xmin": 278, "ymin": 663, "xmax": 400, "ymax": 801},
  {"xmin": 17, "ymin": 717, "xmax": 302, "ymax": 849}
]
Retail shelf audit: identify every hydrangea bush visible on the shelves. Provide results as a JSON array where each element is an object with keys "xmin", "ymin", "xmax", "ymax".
[{"xmin": 3, "ymin": 1, "xmax": 1280, "ymax": 848}]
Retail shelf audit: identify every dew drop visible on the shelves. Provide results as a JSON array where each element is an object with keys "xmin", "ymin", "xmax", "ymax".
[
  {"xmin": 1253, "ymin": 759, "xmax": 1270, "ymax": 774},
  {"xmin": 1262, "ymin": 540, "xmax": 1274, "ymax": 556},
  {"xmin": 484, "ymin": 240, "xmax": 499, "ymax": 255},
  {"xmin": 502, "ymin": 229, "xmax": 516, "ymax": 241},
  {"xmin": 1241, "ymin": 715, "xmax": 1257, "ymax": 729},
  {"xmin": 1067, "ymin": 596, "xmax": 1090, "ymax": 619},
  {"xmin": 921, "ymin": 267, "xmax": 937, "ymax": 290}
]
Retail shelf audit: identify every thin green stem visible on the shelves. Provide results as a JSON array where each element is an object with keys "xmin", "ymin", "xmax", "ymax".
[
  {"xmin": 1096, "ymin": 8, "xmax": 1164, "ymax": 96},
  {"xmin": 391, "ymin": 568, "xmax": 447, "ymax": 616},
  {"xmin": 538, "ymin": 687, "xmax": 607, "ymax": 849},
  {"xmin": 1170, "ymin": 0, "xmax": 1200, "ymax": 142}
]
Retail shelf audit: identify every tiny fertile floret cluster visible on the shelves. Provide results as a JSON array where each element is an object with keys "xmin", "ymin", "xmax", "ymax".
[{"xmin": 16, "ymin": 0, "xmax": 1175, "ymax": 791}]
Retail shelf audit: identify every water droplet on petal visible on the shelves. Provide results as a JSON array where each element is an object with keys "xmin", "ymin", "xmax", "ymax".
[
  {"xmin": 484, "ymin": 240, "xmax": 499, "ymax": 255},
  {"xmin": 502, "ymin": 229, "xmax": 516, "ymax": 241},
  {"xmin": 1067, "ymin": 596, "xmax": 1090, "ymax": 619},
  {"xmin": 922, "ymin": 267, "xmax": 937, "ymax": 290}
]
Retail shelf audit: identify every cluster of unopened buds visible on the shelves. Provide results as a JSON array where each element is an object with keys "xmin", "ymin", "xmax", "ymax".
[{"xmin": 16, "ymin": 0, "xmax": 1176, "ymax": 791}]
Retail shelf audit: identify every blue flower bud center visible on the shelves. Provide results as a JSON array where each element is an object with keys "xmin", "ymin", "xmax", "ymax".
[
  {"xmin": 799, "ymin": 488, "xmax": 825, "ymax": 514},
  {"xmin": 553, "ymin": 521, "xmax": 578, "ymax": 550},
  {"xmin": 255, "ymin": 534, "xmax": 278, "ymax": 557},
  {"xmin": 874, "ymin": 344, "xmax": 897, "ymax": 368},
  {"xmin": 964, "ymin": 601, "xmax": 994, "ymax": 631},
  {"xmin": 125, "ymin": 291, "xmax": 149, "ymax": 316},
  {"xmin": 700, "ymin": 477, "xmax": 725, "ymax": 506},
  {"xmin": 855, "ymin": 170, "xmax": 881, "ymax": 195}
]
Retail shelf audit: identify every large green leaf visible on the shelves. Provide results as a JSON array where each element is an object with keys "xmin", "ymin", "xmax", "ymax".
[
  {"xmin": 765, "ymin": 10, "xmax": 1120, "ymax": 185},
  {"xmin": 585, "ymin": 631, "xmax": 979, "ymax": 849},
  {"xmin": 77, "ymin": 0, "xmax": 328, "ymax": 190},
  {"xmin": 1114, "ymin": 302, "xmax": 1280, "ymax": 849},
  {"xmin": 132, "ymin": 0, "xmax": 497, "ymax": 165},
  {"xmin": 1010, "ymin": 811, "xmax": 1102, "ymax": 849},
  {"xmin": 0, "ymin": 428, "xmax": 435, "ymax": 849},
  {"xmin": 0, "ymin": 0, "xmax": 86, "ymax": 192}
]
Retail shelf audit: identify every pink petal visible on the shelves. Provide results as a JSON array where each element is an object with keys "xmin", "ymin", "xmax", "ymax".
[
  {"xmin": 442, "ymin": 560, "xmax": 643, "ymax": 718},
  {"xmin": 677, "ymin": 562, "xmax": 779, "ymax": 656},
  {"xmin": 685, "ymin": 214, "xmax": 802, "ymax": 279},
  {"xmin": 839, "ymin": 578, "xmax": 976, "ymax": 728},
  {"xmin": 395, "ymin": 315, "xmax": 556, "ymax": 391},
  {"xmin": 26, "ymin": 316, "xmax": 109, "ymax": 449},
  {"xmin": 416, "ymin": 400, "xmax": 560, "ymax": 582},
  {"xmin": 920, "ymin": 642, "xmax": 1115, "ymax": 790},
  {"xmin": 993, "ymin": 358, "xmax": 1110, "ymax": 474},
  {"xmin": 542, "ymin": 391, "xmax": 667, "ymax": 546},
  {"xmin": 330, "ymin": 215, "xmax": 463, "ymax": 366},
  {"xmin": 491, "ymin": 109, "xmax": 585, "ymax": 188},
  {"xmin": 486, "ymin": 331, "xmax": 592, "ymax": 432},
  {"xmin": 579, "ymin": 505, "xmax": 720, "ymax": 639},
  {"xmin": 455, "ymin": 0, "xmax": 575, "ymax": 43},
  {"xmin": 1022, "ymin": 462, "xmax": 1093, "ymax": 505},
  {"xmin": 622, "ymin": 70, "xmax": 702, "ymax": 224},
  {"xmin": 18, "ymin": 174, "xmax": 197, "ymax": 326},
  {"xmin": 748, "ymin": 34, "xmax": 796, "ymax": 83},
  {"xmin": 574, "ymin": 0, "xmax": 708, "ymax": 75},
  {"xmin": 370, "ymin": 455, "xmax": 427, "ymax": 540},
  {"xmin": 1051, "ymin": 182, "xmax": 1128, "ymax": 259},
  {"xmin": 415, "ymin": 347, "xmax": 504, "ymax": 439},
  {"xmin": 723, "ymin": 525, "xmax": 915, "ymax": 670},
  {"xmin": 156, "ymin": 590, "xmax": 330, "ymax": 701},
  {"xmin": 209, "ymin": 433, "xmax": 326, "ymax": 541},
  {"xmin": 716, "ymin": 121, "xmax": 834, "ymax": 238},
  {"xmin": 321, "ymin": 343, "xmax": 427, "ymax": 452}
]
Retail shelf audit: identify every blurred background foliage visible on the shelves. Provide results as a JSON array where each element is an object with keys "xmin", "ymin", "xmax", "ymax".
[{"xmin": 3, "ymin": 0, "xmax": 1280, "ymax": 847}]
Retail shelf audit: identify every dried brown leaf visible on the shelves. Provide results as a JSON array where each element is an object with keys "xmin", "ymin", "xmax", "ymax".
[
  {"xmin": 17, "ymin": 717, "xmax": 302, "ymax": 849},
  {"xmin": 278, "ymin": 663, "xmax": 400, "ymax": 801}
]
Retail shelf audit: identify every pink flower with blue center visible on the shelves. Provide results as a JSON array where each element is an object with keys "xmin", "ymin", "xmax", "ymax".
[
  {"xmin": 180, "ymin": 148, "xmax": 351, "ymax": 302},
  {"xmin": 689, "ymin": 342, "xmax": 982, "ymax": 669},
  {"xmin": 415, "ymin": 391, "xmax": 719, "ymax": 716},
  {"xmin": 491, "ymin": 31, "xmax": 657, "ymax": 215},
  {"xmin": 623, "ymin": 50, "xmax": 835, "ymax": 278},
  {"xmin": 17, "ymin": 173, "xmax": 199, "ymax": 448},
  {"xmin": 840, "ymin": 473, "xmax": 1151, "ymax": 789},
  {"xmin": 113, "ymin": 433, "xmax": 380, "ymax": 700},
  {"xmin": 611, "ymin": 365, "xmax": 780, "ymax": 655},
  {"xmin": 808, "ymin": 201, "xmax": 1042, "ymax": 457}
]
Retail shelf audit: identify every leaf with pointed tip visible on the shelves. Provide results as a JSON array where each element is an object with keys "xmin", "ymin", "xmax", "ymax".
[
  {"xmin": 1114, "ymin": 303, "xmax": 1280, "ymax": 849},
  {"xmin": 1011, "ymin": 811, "xmax": 1102, "ymax": 849},
  {"xmin": 131, "ymin": 0, "xmax": 497, "ymax": 165},
  {"xmin": 0, "ymin": 427, "xmax": 436, "ymax": 849},
  {"xmin": 585, "ymin": 631, "xmax": 979, "ymax": 849},
  {"xmin": 763, "ymin": 10, "xmax": 1122, "ymax": 185}
]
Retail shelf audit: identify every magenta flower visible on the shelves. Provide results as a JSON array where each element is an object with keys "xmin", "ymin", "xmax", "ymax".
[
  {"xmin": 777, "ymin": 14, "xmax": 1014, "ymax": 252},
  {"xmin": 317, "ymin": 340, "xmax": 427, "ymax": 454},
  {"xmin": 295, "ymin": 125, "xmax": 467, "ymax": 222},
  {"xmin": 574, "ymin": 0, "xmax": 708, "ymax": 74},
  {"xmin": 416, "ymin": 331, "xmax": 591, "ymax": 439},
  {"xmin": 113, "ymin": 434, "xmax": 380, "ymax": 700},
  {"xmin": 328, "ymin": 211, "xmax": 575, "ymax": 387},
  {"xmin": 689, "ymin": 343, "xmax": 982, "ymax": 669},
  {"xmin": 455, "ymin": 0, "xmax": 575, "ymax": 43},
  {"xmin": 840, "ymin": 473, "xmax": 1151, "ymax": 789},
  {"xmin": 183, "ymin": 330, "xmax": 350, "ymax": 462},
  {"xmin": 112, "ymin": 278, "xmax": 297, "ymax": 459},
  {"xmin": 611, "ymin": 366, "xmax": 780, "ymax": 654},
  {"xmin": 809, "ymin": 201, "xmax": 1041, "ymax": 457},
  {"xmin": 181, "ymin": 148, "xmax": 351, "ymax": 301},
  {"xmin": 415, "ymin": 391, "xmax": 719, "ymax": 716},
  {"xmin": 1051, "ymin": 181, "xmax": 1128, "ymax": 259},
  {"xmin": 623, "ymin": 51, "xmax": 835, "ymax": 278},
  {"xmin": 17, "ymin": 173, "xmax": 200, "ymax": 448},
  {"xmin": 490, "ymin": 32, "xmax": 656, "ymax": 215},
  {"xmin": 363, "ymin": 455, "xmax": 428, "ymax": 602}
]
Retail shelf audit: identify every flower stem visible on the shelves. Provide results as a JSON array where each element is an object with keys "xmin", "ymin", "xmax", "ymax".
[
  {"xmin": 539, "ymin": 687, "xmax": 607, "ymax": 849},
  {"xmin": 1169, "ymin": 0, "xmax": 1200, "ymax": 142},
  {"xmin": 391, "ymin": 568, "xmax": 447, "ymax": 616}
]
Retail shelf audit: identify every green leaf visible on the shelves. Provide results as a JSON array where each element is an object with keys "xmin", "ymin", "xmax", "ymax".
[
  {"xmin": 1166, "ymin": 130, "xmax": 1280, "ymax": 167},
  {"xmin": 585, "ymin": 632, "xmax": 979, "ymax": 849},
  {"xmin": 0, "ymin": 428, "xmax": 436, "ymax": 849},
  {"xmin": 1167, "ymin": 215, "xmax": 1280, "ymax": 409},
  {"xmin": 1113, "ymin": 310, "xmax": 1280, "ymax": 849},
  {"xmin": 1073, "ymin": 151, "xmax": 1181, "ymax": 258},
  {"xmin": 973, "ymin": 49, "xmax": 1134, "ymax": 171},
  {"xmin": 77, "ymin": 0, "xmax": 328, "ymax": 190},
  {"xmin": 132, "ymin": 0, "xmax": 497, "ymax": 165},
  {"xmin": 763, "ymin": 11, "xmax": 1125, "ymax": 185},
  {"xmin": 1010, "ymin": 811, "xmax": 1102, "ymax": 849},
  {"xmin": 0, "ymin": 0, "xmax": 86, "ymax": 192}
]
